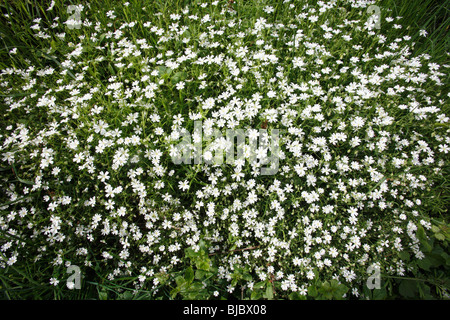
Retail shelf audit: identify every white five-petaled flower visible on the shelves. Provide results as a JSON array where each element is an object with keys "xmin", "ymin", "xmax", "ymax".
[{"xmin": 179, "ymin": 180, "xmax": 189, "ymax": 191}]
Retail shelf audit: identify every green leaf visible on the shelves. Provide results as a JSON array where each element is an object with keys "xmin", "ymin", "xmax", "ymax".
[
  {"xmin": 119, "ymin": 291, "xmax": 133, "ymax": 300},
  {"xmin": 197, "ymin": 259, "xmax": 210, "ymax": 271},
  {"xmin": 265, "ymin": 283, "xmax": 274, "ymax": 300},
  {"xmin": 182, "ymin": 30, "xmax": 191, "ymax": 38},
  {"xmin": 108, "ymin": 63, "xmax": 116, "ymax": 75},
  {"xmin": 157, "ymin": 66, "xmax": 167, "ymax": 76},
  {"xmin": 251, "ymin": 290, "xmax": 262, "ymax": 300},
  {"xmin": 185, "ymin": 267, "xmax": 194, "ymax": 284},
  {"xmin": 171, "ymin": 71, "xmax": 187, "ymax": 84},
  {"xmin": 418, "ymin": 283, "xmax": 432, "ymax": 299},
  {"xmin": 242, "ymin": 272, "xmax": 252, "ymax": 282},
  {"xmin": 435, "ymin": 233, "xmax": 445, "ymax": 241},
  {"xmin": 416, "ymin": 225, "xmax": 433, "ymax": 252},
  {"xmin": 157, "ymin": 66, "xmax": 172, "ymax": 78},
  {"xmin": 195, "ymin": 269, "xmax": 206, "ymax": 280},
  {"xmin": 399, "ymin": 251, "xmax": 410, "ymax": 261},
  {"xmin": 98, "ymin": 290, "xmax": 108, "ymax": 300},
  {"xmin": 288, "ymin": 292, "xmax": 306, "ymax": 300},
  {"xmin": 372, "ymin": 287, "xmax": 387, "ymax": 300},
  {"xmin": 417, "ymin": 257, "xmax": 433, "ymax": 271},
  {"xmin": 50, "ymin": 40, "xmax": 57, "ymax": 52},
  {"xmin": 11, "ymin": 163, "xmax": 34, "ymax": 185},
  {"xmin": 416, "ymin": 225, "xmax": 427, "ymax": 242},
  {"xmin": 98, "ymin": 33, "xmax": 106, "ymax": 44},
  {"xmin": 175, "ymin": 275, "xmax": 186, "ymax": 287},
  {"xmin": 333, "ymin": 283, "xmax": 349, "ymax": 300},
  {"xmin": 431, "ymin": 225, "xmax": 441, "ymax": 234},
  {"xmin": 399, "ymin": 280, "xmax": 418, "ymax": 298},
  {"xmin": 15, "ymin": 176, "xmax": 34, "ymax": 185},
  {"xmin": 170, "ymin": 287, "xmax": 180, "ymax": 299},
  {"xmin": 190, "ymin": 281, "xmax": 204, "ymax": 291},
  {"xmin": 185, "ymin": 248, "xmax": 198, "ymax": 259},
  {"xmin": 318, "ymin": 281, "xmax": 333, "ymax": 300},
  {"xmin": 442, "ymin": 252, "xmax": 450, "ymax": 266},
  {"xmin": 308, "ymin": 285, "xmax": 318, "ymax": 297},
  {"xmin": 427, "ymin": 253, "xmax": 445, "ymax": 268}
]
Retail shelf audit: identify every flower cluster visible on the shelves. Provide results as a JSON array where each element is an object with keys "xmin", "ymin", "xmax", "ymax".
[{"xmin": 0, "ymin": 0, "xmax": 448, "ymax": 299}]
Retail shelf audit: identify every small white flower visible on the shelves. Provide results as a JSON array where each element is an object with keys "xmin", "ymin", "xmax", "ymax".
[
  {"xmin": 179, "ymin": 180, "xmax": 189, "ymax": 191},
  {"xmin": 50, "ymin": 278, "xmax": 59, "ymax": 286},
  {"xmin": 306, "ymin": 270, "xmax": 315, "ymax": 280}
]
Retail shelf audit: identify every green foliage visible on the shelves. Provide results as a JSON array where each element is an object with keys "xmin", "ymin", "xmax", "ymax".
[
  {"xmin": 0, "ymin": 0, "xmax": 448, "ymax": 301},
  {"xmin": 250, "ymin": 281, "xmax": 275, "ymax": 300},
  {"xmin": 170, "ymin": 242, "xmax": 216, "ymax": 299},
  {"xmin": 381, "ymin": 221, "xmax": 450, "ymax": 300}
]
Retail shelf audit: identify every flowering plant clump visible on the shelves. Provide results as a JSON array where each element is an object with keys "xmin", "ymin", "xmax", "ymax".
[{"xmin": 0, "ymin": 0, "xmax": 448, "ymax": 299}]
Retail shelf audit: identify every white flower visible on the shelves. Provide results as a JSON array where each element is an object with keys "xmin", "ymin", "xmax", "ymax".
[
  {"xmin": 179, "ymin": 180, "xmax": 189, "ymax": 191},
  {"xmin": 438, "ymin": 144, "xmax": 449, "ymax": 154},
  {"xmin": 98, "ymin": 171, "xmax": 110, "ymax": 182},
  {"xmin": 306, "ymin": 270, "xmax": 315, "ymax": 280},
  {"xmin": 50, "ymin": 278, "xmax": 59, "ymax": 286},
  {"xmin": 175, "ymin": 81, "xmax": 185, "ymax": 90},
  {"xmin": 202, "ymin": 97, "xmax": 215, "ymax": 109}
]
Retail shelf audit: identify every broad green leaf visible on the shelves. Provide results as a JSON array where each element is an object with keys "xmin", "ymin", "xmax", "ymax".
[
  {"xmin": 442, "ymin": 252, "xmax": 450, "ymax": 266},
  {"xmin": 288, "ymin": 292, "xmax": 306, "ymax": 300},
  {"xmin": 399, "ymin": 280, "xmax": 418, "ymax": 298},
  {"xmin": 175, "ymin": 275, "xmax": 186, "ymax": 287},
  {"xmin": 98, "ymin": 290, "xmax": 108, "ymax": 300},
  {"xmin": 50, "ymin": 40, "xmax": 57, "ymax": 52},
  {"xmin": 417, "ymin": 225, "xmax": 432, "ymax": 252},
  {"xmin": 185, "ymin": 266, "xmax": 194, "ymax": 284},
  {"xmin": 333, "ymin": 283, "xmax": 349, "ymax": 299},
  {"xmin": 183, "ymin": 30, "xmax": 191, "ymax": 38},
  {"xmin": 171, "ymin": 71, "xmax": 187, "ymax": 84},
  {"xmin": 417, "ymin": 257, "xmax": 432, "ymax": 271},
  {"xmin": 197, "ymin": 259, "xmax": 210, "ymax": 271},
  {"xmin": 185, "ymin": 248, "xmax": 196, "ymax": 258},
  {"xmin": 431, "ymin": 225, "xmax": 441, "ymax": 234},
  {"xmin": 435, "ymin": 233, "xmax": 445, "ymax": 241},
  {"xmin": 318, "ymin": 281, "xmax": 333, "ymax": 299},
  {"xmin": 399, "ymin": 251, "xmax": 410, "ymax": 261},
  {"xmin": 157, "ymin": 66, "xmax": 172, "ymax": 78},
  {"xmin": 98, "ymin": 33, "xmax": 106, "ymax": 43},
  {"xmin": 242, "ymin": 272, "xmax": 252, "ymax": 282},
  {"xmin": 265, "ymin": 283, "xmax": 274, "ymax": 300},
  {"xmin": 251, "ymin": 290, "xmax": 262, "ymax": 300},
  {"xmin": 190, "ymin": 281, "xmax": 204, "ymax": 291},
  {"xmin": 426, "ymin": 253, "xmax": 445, "ymax": 267},
  {"xmin": 308, "ymin": 285, "xmax": 318, "ymax": 297},
  {"xmin": 120, "ymin": 291, "xmax": 133, "ymax": 300},
  {"xmin": 195, "ymin": 269, "xmax": 206, "ymax": 280},
  {"xmin": 372, "ymin": 287, "xmax": 387, "ymax": 300}
]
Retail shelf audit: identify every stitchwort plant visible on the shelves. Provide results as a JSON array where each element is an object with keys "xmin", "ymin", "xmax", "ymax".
[{"xmin": 0, "ymin": 0, "xmax": 449, "ymax": 300}]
